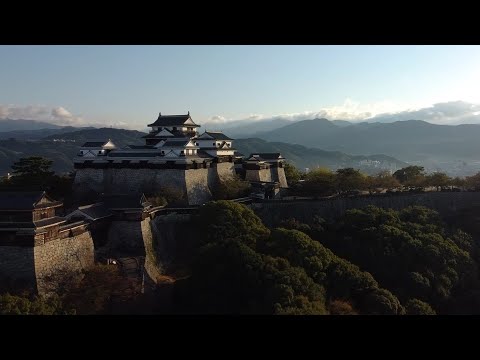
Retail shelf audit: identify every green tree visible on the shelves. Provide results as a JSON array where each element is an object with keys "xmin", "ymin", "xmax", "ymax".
[
  {"xmin": 0, "ymin": 293, "xmax": 74, "ymax": 315},
  {"xmin": 465, "ymin": 172, "xmax": 480, "ymax": 190},
  {"xmin": 367, "ymin": 171, "xmax": 400, "ymax": 193},
  {"xmin": 9, "ymin": 156, "xmax": 55, "ymax": 189},
  {"xmin": 328, "ymin": 299, "xmax": 358, "ymax": 315},
  {"xmin": 451, "ymin": 176, "xmax": 466, "ymax": 189},
  {"xmin": 393, "ymin": 166, "xmax": 426, "ymax": 187},
  {"xmin": 335, "ymin": 168, "xmax": 366, "ymax": 193},
  {"xmin": 180, "ymin": 240, "xmax": 327, "ymax": 314},
  {"xmin": 62, "ymin": 264, "xmax": 141, "ymax": 315},
  {"xmin": 11, "ymin": 156, "xmax": 54, "ymax": 176},
  {"xmin": 325, "ymin": 205, "xmax": 477, "ymax": 310},
  {"xmin": 425, "ymin": 172, "xmax": 451, "ymax": 191},
  {"xmin": 302, "ymin": 168, "xmax": 336, "ymax": 196},
  {"xmin": 405, "ymin": 299, "xmax": 436, "ymax": 315},
  {"xmin": 211, "ymin": 176, "xmax": 251, "ymax": 200},
  {"xmin": 283, "ymin": 162, "xmax": 302, "ymax": 186},
  {"xmin": 279, "ymin": 218, "xmax": 312, "ymax": 233},
  {"xmin": 263, "ymin": 228, "xmax": 404, "ymax": 315},
  {"xmin": 194, "ymin": 200, "xmax": 270, "ymax": 250}
]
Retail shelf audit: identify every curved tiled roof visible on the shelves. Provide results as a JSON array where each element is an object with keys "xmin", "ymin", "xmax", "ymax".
[
  {"xmin": 147, "ymin": 113, "xmax": 200, "ymax": 127},
  {"xmin": 202, "ymin": 131, "xmax": 233, "ymax": 140}
]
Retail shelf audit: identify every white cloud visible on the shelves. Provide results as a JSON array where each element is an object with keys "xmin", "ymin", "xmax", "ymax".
[
  {"xmin": 211, "ymin": 99, "xmax": 410, "ymax": 125},
  {"xmin": 0, "ymin": 104, "xmax": 88, "ymax": 126},
  {"xmin": 207, "ymin": 115, "xmax": 227, "ymax": 124},
  {"xmin": 209, "ymin": 99, "xmax": 480, "ymax": 128},
  {"xmin": 369, "ymin": 101, "xmax": 480, "ymax": 124}
]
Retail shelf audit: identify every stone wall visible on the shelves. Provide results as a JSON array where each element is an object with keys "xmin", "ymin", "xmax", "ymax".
[
  {"xmin": 74, "ymin": 166, "xmax": 238, "ymax": 206},
  {"xmin": 34, "ymin": 231, "xmax": 95, "ymax": 296},
  {"xmin": 252, "ymin": 192, "xmax": 480, "ymax": 227},
  {"xmin": 0, "ymin": 231, "xmax": 94, "ymax": 296},
  {"xmin": 104, "ymin": 213, "xmax": 194, "ymax": 286},
  {"xmin": 215, "ymin": 162, "xmax": 236, "ymax": 182},
  {"xmin": 185, "ymin": 168, "xmax": 212, "ymax": 205},
  {"xmin": 141, "ymin": 217, "xmax": 163, "ymax": 285},
  {"xmin": 149, "ymin": 213, "xmax": 194, "ymax": 271},
  {"xmin": 270, "ymin": 166, "xmax": 288, "ymax": 188},
  {"xmin": 245, "ymin": 168, "xmax": 272, "ymax": 182},
  {"xmin": 106, "ymin": 220, "xmax": 146, "ymax": 256},
  {"xmin": 73, "ymin": 168, "xmax": 105, "ymax": 194}
]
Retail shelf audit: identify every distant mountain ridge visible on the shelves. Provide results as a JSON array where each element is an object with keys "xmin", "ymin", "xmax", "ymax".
[
  {"xmin": 256, "ymin": 118, "xmax": 480, "ymax": 162},
  {"xmin": 0, "ymin": 127, "xmax": 406, "ymax": 175},
  {"xmin": 3, "ymin": 118, "xmax": 480, "ymax": 176},
  {"xmin": 0, "ymin": 126, "xmax": 96, "ymax": 140},
  {"xmin": 235, "ymin": 138, "xmax": 406, "ymax": 173},
  {"xmin": 0, "ymin": 118, "xmax": 63, "ymax": 131},
  {"xmin": 43, "ymin": 127, "xmax": 146, "ymax": 147}
]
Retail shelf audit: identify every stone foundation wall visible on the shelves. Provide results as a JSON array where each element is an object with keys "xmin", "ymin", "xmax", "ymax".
[
  {"xmin": 215, "ymin": 162, "xmax": 236, "ymax": 182},
  {"xmin": 245, "ymin": 168, "xmax": 272, "ymax": 182},
  {"xmin": 107, "ymin": 220, "xmax": 146, "ymax": 256},
  {"xmin": 185, "ymin": 168, "xmax": 212, "ymax": 205},
  {"xmin": 141, "ymin": 217, "xmax": 163, "ymax": 284},
  {"xmin": 269, "ymin": 166, "xmax": 288, "ymax": 188},
  {"xmin": 0, "ymin": 231, "xmax": 94, "ymax": 296},
  {"xmin": 34, "ymin": 232, "xmax": 95, "ymax": 296},
  {"xmin": 73, "ymin": 168, "xmax": 105, "ymax": 194},
  {"xmin": 74, "ymin": 164, "xmax": 237, "ymax": 206}
]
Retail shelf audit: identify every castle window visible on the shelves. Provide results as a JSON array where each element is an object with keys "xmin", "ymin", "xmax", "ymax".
[{"xmin": 213, "ymin": 142, "xmax": 215, "ymax": 146}]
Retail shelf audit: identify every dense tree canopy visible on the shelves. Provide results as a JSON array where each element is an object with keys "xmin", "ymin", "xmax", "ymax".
[
  {"xmin": 302, "ymin": 168, "xmax": 336, "ymax": 196},
  {"xmin": 0, "ymin": 157, "xmax": 73, "ymax": 202},
  {"xmin": 195, "ymin": 200, "xmax": 270, "ymax": 249},
  {"xmin": 425, "ymin": 172, "xmax": 451, "ymax": 191},
  {"xmin": 211, "ymin": 176, "xmax": 251, "ymax": 201},
  {"xmin": 323, "ymin": 205, "xmax": 478, "ymax": 310},
  {"xmin": 335, "ymin": 168, "xmax": 366, "ymax": 193},
  {"xmin": 393, "ymin": 166, "xmax": 426, "ymax": 186},
  {"xmin": 262, "ymin": 228, "xmax": 404, "ymax": 314},
  {"xmin": 0, "ymin": 293, "xmax": 74, "ymax": 315},
  {"xmin": 283, "ymin": 162, "xmax": 302, "ymax": 185}
]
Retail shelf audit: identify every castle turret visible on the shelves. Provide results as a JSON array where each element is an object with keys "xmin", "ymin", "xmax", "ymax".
[
  {"xmin": 244, "ymin": 153, "xmax": 288, "ymax": 188},
  {"xmin": 77, "ymin": 140, "xmax": 117, "ymax": 158},
  {"xmin": 194, "ymin": 131, "xmax": 236, "ymax": 158},
  {"xmin": 144, "ymin": 112, "xmax": 200, "ymax": 145}
]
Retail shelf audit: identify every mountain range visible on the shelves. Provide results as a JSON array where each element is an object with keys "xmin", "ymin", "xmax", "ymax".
[
  {"xmin": 0, "ymin": 127, "xmax": 406, "ymax": 176},
  {"xmin": 2, "ymin": 116, "xmax": 480, "ymax": 176},
  {"xmin": 206, "ymin": 117, "xmax": 480, "ymax": 175}
]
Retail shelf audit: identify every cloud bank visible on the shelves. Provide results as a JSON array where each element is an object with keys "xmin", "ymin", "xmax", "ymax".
[
  {"xmin": 0, "ymin": 104, "xmax": 136, "ymax": 129},
  {"xmin": 0, "ymin": 105, "xmax": 87, "ymax": 126},
  {"xmin": 368, "ymin": 101, "xmax": 480, "ymax": 125},
  {"xmin": 207, "ymin": 100, "xmax": 480, "ymax": 129}
]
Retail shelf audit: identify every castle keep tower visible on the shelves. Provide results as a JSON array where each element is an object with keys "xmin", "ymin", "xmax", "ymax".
[
  {"xmin": 73, "ymin": 112, "xmax": 241, "ymax": 205},
  {"xmin": 73, "ymin": 111, "xmax": 287, "ymax": 205}
]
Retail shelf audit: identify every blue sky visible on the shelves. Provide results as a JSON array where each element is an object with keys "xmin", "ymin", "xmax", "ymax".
[{"xmin": 1, "ymin": 45, "xmax": 480, "ymax": 129}]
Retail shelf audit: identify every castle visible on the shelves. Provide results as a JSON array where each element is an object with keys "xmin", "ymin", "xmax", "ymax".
[{"xmin": 73, "ymin": 112, "xmax": 288, "ymax": 204}]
